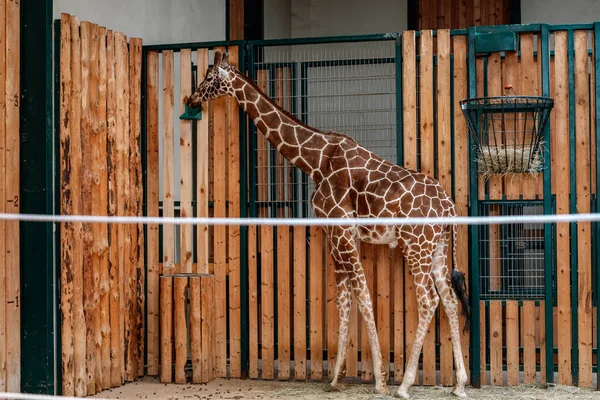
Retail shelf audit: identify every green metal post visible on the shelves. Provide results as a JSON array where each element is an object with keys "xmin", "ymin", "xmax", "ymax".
[
  {"xmin": 594, "ymin": 21, "xmax": 600, "ymax": 391},
  {"xmin": 29, "ymin": 4, "xmax": 58, "ymax": 393},
  {"xmin": 567, "ymin": 28, "xmax": 579, "ymax": 385},
  {"xmin": 238, "ymin": 43, "xmax": 250, "ymax": 378},
  {"xmin": 467, "ymin": 26, "xmax": 481, "ymax": 389},
  {"xmin": 540, "ymin": 23, "xmax": 554, "ymax": 385},
  {"xmin": 20, "ymin": 0, "xmax": 56, "ymax": 393}
]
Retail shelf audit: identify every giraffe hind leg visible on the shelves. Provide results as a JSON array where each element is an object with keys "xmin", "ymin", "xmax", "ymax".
[
  {"xmin": 396, "ymin": 248, "xmax": 439, "ymax": 399},
  {"xmin": 431, "ymin": 239, "xmax": 468, "ymax": 398},
  {"xmin": 327, "ymin": 269, "xmax": 352, "ymax": 391}
]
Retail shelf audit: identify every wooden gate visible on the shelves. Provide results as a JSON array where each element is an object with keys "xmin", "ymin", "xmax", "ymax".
[{"xmin": 58, "ymin": 13, "xmax": 145, "ymax": 397}]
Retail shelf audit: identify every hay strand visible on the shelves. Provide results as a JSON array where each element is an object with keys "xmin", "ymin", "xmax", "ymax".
[{"xmin": 477, "ymin": 143, "xmax": 543, "ymax": 179}]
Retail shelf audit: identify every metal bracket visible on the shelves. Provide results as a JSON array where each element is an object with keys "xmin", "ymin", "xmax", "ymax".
[{"xmin": 474, "ymin": 26, "xmax": 519, "ymax": 54}]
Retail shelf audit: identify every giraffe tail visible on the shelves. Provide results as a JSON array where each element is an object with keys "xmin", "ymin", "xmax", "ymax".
[{"xmin": 450, "ymin": 223, "xmax": 471, "ymax": 333}]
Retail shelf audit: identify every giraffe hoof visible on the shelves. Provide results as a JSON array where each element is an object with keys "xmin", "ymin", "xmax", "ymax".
[
  {"xmin": 325, "ymin": 383, "xmax": 345, "ymax": 392},
  {"xmin": 373, "ymin": 383, "xmax": 389, "ymax": 396},
  {"xmin": 394, "ymin": 387, "xmax": 410, "ymax": 399},
  {"xmin": 452, "ymin": 388, "xmax": 468, "ymax": 398}
]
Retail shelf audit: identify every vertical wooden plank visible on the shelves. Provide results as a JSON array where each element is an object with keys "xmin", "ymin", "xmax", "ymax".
[
  {"xmin": 106, "ymin": 29, "xmax": 122, "ymax": 389},
  {"xmin": 201, "ymin": 275, "xmax": 216, "ymax": 383},
  {"xmin": 489, "ymin": 301, "xmax": 503, "ymax": 385},
  {"xmin": 503, "ymin": 49, "xmax": 522, "ymax": 198},
  {"xmin": 161, "ymin": 50, "xmax": 175, "ymax": 275},
  {"xmin": 196, "ymin": 49, "xmax": 210, "ymax": 274},
  {"xmin": 260, "ymin": 220, "xmax": 275, "ymax": 380},
  {"xmin": 436, "ymin": 29, "xmax": 453, "ymax": 387},
  {"xmin": 402, "ymin": 32, "xmax": 419, "ymax": 383},
  {"xmin": 146, "ymin": 50, "xmax": 160, "ymax": 376},
  {"xmin": 327, "ymin": 250, "xmax": 338, "ymax": 381},
  {"xmin": 227, "ymin": 47, "xmax": 242, "ymax": 379},
  {"xmin": 575, "ymin": 29, "xmax": 593, "ymax": 388},
  {"xmin": 553, "ymin": 31, "xmax": 572, "ymax": 386},
  {"xmin": 248, "ymin": 225, "xmax": 259, "ymax": 379},
  {"xmin": 376, "ymin": 246, "xmax": 390, "ymax": 380},
  {"xmin": 88, "ymin": 23, "xmax": 105, "ymax": 392},
  {"xmin": 403, "ymin": 31, "xmax": 417, "ymax": 172},
  {"xmin": 487, "ymin": 53, "xmax": 503, "ymax": 300},
  {"xmin": 59, "ymin": 13, "xmax": 73, "ymax": 396},
  {"xmin": 359, "ymin": 244, "xmax": 374, "ymax": 382},
  {"xmin": 293, "ymin": 225, "xmax": 307, "ymax": 380},
  {"xmin": 134, "ymin": 38, "xmax": 145, "ymax": 379},
  {"xmin": 346, "ymin": 290, "xmax": 358, "ymax": 378},
  {"xmin": 174, "ymin": 277, "xmax": 188, "ymax": 384},
  {"xmin": 97, "ymin": 26, "xmax": 111, "ymax": 391},
  {"xmin": 393, "ymin": 247, "xmax": 405, "ymax": 383},
  {"xmin": 538, "ymin": 301, "xmax": 546, "ymax": 383},
  {"xmin": 69, "ymin": 16, "xmax": 87, "ymax": 396},
  {"xmin": 452, "ymin": 36, "xmax": 470, "ymax": 381},
  {"xmin": 159, "ymin": 277, "xmax": 173, "ymax": 383},
  {"xmin": 189, "ymin": 277, "xmax": 202, "ymax": 383},
  {"xmin": 179, "ymin": 49, "xmax": 193, "ymax": 273},
  {"xmin": 419, "ymin": 30, "xmax": 435, "ymax": 386},
  {"xmin": 520, "ymin": 34, "xmax": 538, "ymax": 200},
  {"xmin": 125, "ymin": 34, "xmax": 136, "ymax": 382},
  {"xmin": 213, "ymin": 46, "xmax": 228, "ymax": 378},
  {"xmin": 480, "ymin": 302, "xmax": 486, "ymax": 385},
  {"xmin": 309, "ymin": 226, "xmax": 323, "ymax": 381},
  {"xmin": 115, "ymin": 31, "xmax": 130, "ymax": 385},
  {"xmin": 274, "ymin": 69, "xmax": 291, "ymax": 381},
  {"xmin": 473, "ymin": 0, "xmax": 481, "ymax": 25},
  {"xmin": 505, "ymin": 301, "xmax": 519, "ymax": 385},
  {"xmin": 80, "ymin": 21, "xmax": 96, "ymax": 395},
  {"xmin": 522, "ymin": 301, "xmax": 536, "ymax": 384},
  {"xmin": 4, "ymin": 0, "xmax": 18, "ymax": 390}
]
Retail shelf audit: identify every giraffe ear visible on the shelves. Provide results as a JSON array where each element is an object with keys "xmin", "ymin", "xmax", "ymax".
[{"xmin": 217, "ymin": 65, "xmax": 229, "ymax": 80}]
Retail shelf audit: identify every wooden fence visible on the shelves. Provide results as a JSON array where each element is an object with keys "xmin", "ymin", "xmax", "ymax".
[
  {"xmin": 144, "ymin": 45, "xmax": 242, "ymax": 381},
  {"xmin": 59, "ymin": 13, "xmax": 144, "ymax": 397},
  {"xmin": 52, "ymin": 21, "xmax": 600, "ymax": 391},
  {"xmin": 143, "ymin": 27, "xmax": 599, "ymax": 388},
  {"xmin": 0, "ymin": 0, "xmax": 21, "ymax": 393}
]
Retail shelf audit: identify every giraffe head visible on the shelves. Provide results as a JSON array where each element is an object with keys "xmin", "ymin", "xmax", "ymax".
[{"xmin": 186, "ymin": 51, "xmax": 235, "ymax": 109}]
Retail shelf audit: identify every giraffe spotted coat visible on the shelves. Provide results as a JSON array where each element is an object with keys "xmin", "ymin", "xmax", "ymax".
[{"xmin": 187, "ymin": 51, "xmax": 471, "ymax": 399}]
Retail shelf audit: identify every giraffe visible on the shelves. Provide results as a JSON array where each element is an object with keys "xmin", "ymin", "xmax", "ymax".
[{"xmin": 186, "ymin": 51, "xmax": 471, "ymax": 399}]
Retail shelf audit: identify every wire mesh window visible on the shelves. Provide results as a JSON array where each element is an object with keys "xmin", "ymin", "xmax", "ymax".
[
  {"xmin": 478, "ymin": 202, "xmax": 556, "ymax": 300},
  {"xmin": 250, "ymin": 41, "xmax": 397, "ymax": 218}
]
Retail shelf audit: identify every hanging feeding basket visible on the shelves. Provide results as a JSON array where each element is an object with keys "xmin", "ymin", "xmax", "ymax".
[{"xmin": 460, "ymin": 87, "xmax": 554, "ymax": 178}]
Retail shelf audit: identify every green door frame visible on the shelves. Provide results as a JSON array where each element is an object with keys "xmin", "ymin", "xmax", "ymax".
[{"xmin": 20, "ymin": 0, "xmax": 56, "ymax": 394}]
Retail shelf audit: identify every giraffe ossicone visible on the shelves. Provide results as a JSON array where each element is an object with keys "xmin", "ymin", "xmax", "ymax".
[{"xmin": 188, "ymin": 50, "xmax": 472, "ymax": 399}]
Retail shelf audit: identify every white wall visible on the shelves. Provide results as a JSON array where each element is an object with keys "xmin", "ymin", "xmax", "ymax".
[
  {"xmin": 521, "ymin": 0, "xmax": 600, "ymax": 25},
  {"xmin": 54, "ymin": 0, "xmax": 226, "ymax": 44},
  {"xmin": 264, "ymin": 0, "xmax": 408, "ymax": 39}
]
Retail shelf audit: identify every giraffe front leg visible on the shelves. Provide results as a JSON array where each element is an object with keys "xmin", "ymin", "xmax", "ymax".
[
  {"xmin": 327, "ymin": 228, "xmax": 387, "ymax": 395},
  {"xmin": 351, "ymin": 275, "xmax": 388, "ymax": 394},
  {"xmin": 327, "ymin": 271, "xmax": 352, "ymax": 391},
  {"xmin": 396, "ymin": 274, "xmax": 439, "ymax": 399}
]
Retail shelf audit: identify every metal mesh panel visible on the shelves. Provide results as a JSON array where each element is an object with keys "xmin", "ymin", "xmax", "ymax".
[
  {"xmin": 251, "ymin": 41, "xmax": 396, "ymax": 218},
  {"xmin": 478, "ymin": 202, "xmax": 555, "ymax": 300}
]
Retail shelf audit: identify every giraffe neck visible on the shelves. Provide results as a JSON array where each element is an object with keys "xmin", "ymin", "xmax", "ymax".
[{"xmin": 229, "ymin": 70, "xmax": 336, "ymax": 179}]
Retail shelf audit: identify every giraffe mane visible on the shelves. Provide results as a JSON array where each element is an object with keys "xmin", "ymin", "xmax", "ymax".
[{"xmin": 229, "ymin": 66, "xmax": 358, "ymax": 143}]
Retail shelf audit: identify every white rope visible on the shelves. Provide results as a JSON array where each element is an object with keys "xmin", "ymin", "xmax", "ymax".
[
  {"xmin": 2, "ymin": 211, "xmax": 600, "ymax": 226},
  {"xmin": 0, "ymin": 393, "xmax": 110, "ymax": 400}
]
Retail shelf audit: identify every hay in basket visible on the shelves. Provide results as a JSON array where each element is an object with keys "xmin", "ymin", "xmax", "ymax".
[{"xmin": 476, "ymin": 143, "xmax": 543, "ymax": 179}]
